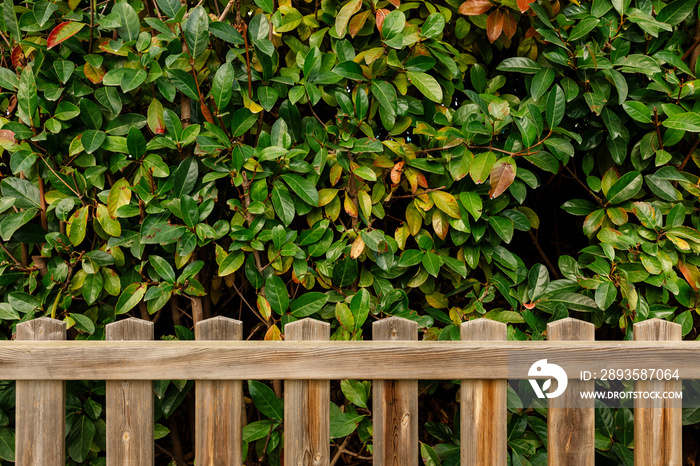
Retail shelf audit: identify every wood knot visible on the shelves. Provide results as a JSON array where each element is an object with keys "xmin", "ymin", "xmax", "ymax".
[
  {"xmin": 402, "ymin": 412, "xmax": 410, "ymax": 425},
  {"xmin": 122, "ymin": 430, "xmax": 130, "ymax": 442}
]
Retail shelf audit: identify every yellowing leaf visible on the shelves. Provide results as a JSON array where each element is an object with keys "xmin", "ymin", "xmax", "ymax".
[
  {"xmin": 67, "ymin": 206, "xmax": 88, "ymax": 246},
  {"xmin": 335, "ymin": 0, "xmax": 362, "ymax": 37},
  {"xmin": 350, "ymin": 235, "xmax": 365, "ymax": 259},
  {"xmin": 107, "ymin": 178, "xmax": 131, "ymax": 217},
  {"xmin": 359, "ymin": 190, "xmax": 372, "ymax": 219},
  {"xmin": 431, "ymin": 191, "xmax": 461, "ymax": 219},
  {"xmin": 432, "ymin": 209, "xmax": 449, "ymax": 240},
  {"xmin": 406, "ymin": 201, "xmax": 422, "ymax": 235}
]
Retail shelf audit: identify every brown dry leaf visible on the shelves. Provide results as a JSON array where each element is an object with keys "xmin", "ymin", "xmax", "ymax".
[
  {"xmin": 350, "ymin": 235, "xmax": 365, "ymax": 258},
  {"xmin": 458, "ymin": 0, "xmax": 493, "ymax": 15},
  {"xmin": 390, "ymin": 160, "xmax": 404, "ymax": 185}
]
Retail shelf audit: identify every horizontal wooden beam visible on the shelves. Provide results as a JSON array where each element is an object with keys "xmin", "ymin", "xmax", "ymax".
[{"xmin": 0, "ymin": 340, "xmax": 697, "ymax": 380}]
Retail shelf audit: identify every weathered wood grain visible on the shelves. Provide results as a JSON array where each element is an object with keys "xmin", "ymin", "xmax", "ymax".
[
  {"xmin": 634, "ymin": 319, "xmax": 682, "ymax": 466},
  {"xmin": 547, "ymin": 318, "xmax": 595, "ymax": 466},
  {"xmin": 1, "ymin": 340, "xmax": 700, "ymax": 380},
  {"xmin": 16, "ymin": 318, "xmax": 66, "ymax": 466},
  {"xmin": 372, "ymin": 317, "xmax": 418, "ymax": 466},
  {"xmin": 284, "ymin": 319, "xmax": 330, "ymax": 466},
  {"xmin": 106, "ymin": 318, "xmax": 154, "ymax": 466},
  {"xmin": 195, "ymin": 317, "xmax": 243, "ymax": 466},
  {"xmin": 461, "ymin": 319, "xmax": 507, "ymax": 465}
]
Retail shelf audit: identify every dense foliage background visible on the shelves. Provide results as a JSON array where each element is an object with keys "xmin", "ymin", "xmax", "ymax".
[{"xmin": 2, "ymin": 0, "xmax": 700, "ymax": 461}]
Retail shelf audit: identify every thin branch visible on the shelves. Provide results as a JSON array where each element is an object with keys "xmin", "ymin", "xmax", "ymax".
[
  {"xmin": 680, "ymin": 135, "xmax": 699, "ymax": 171},
  {"xmin": 529, "ymin": 230, "xmax": 561, "ymax": 279},
  {"xmin": 231, "ymin": 281, "xmax": 268, "ymax": 325},
  {"xmin": 329, "ymin": 437, "xmax": 351, "ymax": 466},
  {"xmin": 0, "ymin": 241, "xmax": 21, "ymax": 266}
]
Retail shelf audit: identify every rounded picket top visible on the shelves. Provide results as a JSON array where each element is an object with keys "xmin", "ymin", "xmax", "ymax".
[
  {"xmin": 16, "ymin": 317, "xmax": 66, "ymax": 340},
  {"xmin": 547, "ymin": 317, "xmax": 595, "ymax": 341},
  {"xmin": 285, "ymin": 318, "xmax": 330, "ymax": 340},
  {"xmin": 461, "ymin": 318, "xmax": 506, "ymax": 340},
  {"xmin": 633, "ymin": 318, "xmax": 682, "ymax": 341},
  {"xmin": 106, "ymin": 317, "xmax": 154, "ymax": 340},
  {"xmin": 373, "ymin": 316, "xmax": 418, "ymax": 341},
  {"xmin": 195, "ymin": 316, "xmax": 243, "ymax": 340}
]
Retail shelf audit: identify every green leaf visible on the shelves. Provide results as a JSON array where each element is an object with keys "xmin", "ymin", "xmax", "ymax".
[
  {"xmin": 0, "ymin": 209, "xmax": 37, "ymax": 241},
  {"xmin": 333, "ymin": 258, "xmax": 358, "ymax": 287},
  {"xmin": 595, "ymin": 280, "xmax": 616, "ymax": 310},
  {"xmin": 656, "ymin": 0, "xmax": 697, "ymax": 25},
  {"xmin": 173, "ymin": 157, "xmax": 198, "ymax": 197},
  {"xmin": 341, "ymin": 379, "xmax": 368, "ymax": 408},
  {"xmin": 141, "ymin": 224, "xmax": 187, "ymax": 244},
  {"xmin": 271, "ymin": 183, "xmax": 295, "ymax": 226},
  {"xmin": 2, "ymin": 0, "xmax": 19, "ymax": 43},
  {"xmin": 67, "ymin": 416, "xmax": 95, "ymax": 463},
  {"xmin": 0, "ymin": 67, "xmax": 18, "ymax": 90},
  {"xmin": 353, "ymin": 166, "xmax": 377, "ymax": 181},
  {"xmin": 421, "ymin": 12, "xmax": 446, "ymax": 38},
  {"xmin": 406, "ymin": 71, "xmax": 443, "ymax": 103},
  {"xmin": 371, "ymin": 81, "xmax": 397, "ymax": 116},
  {"xmin": 17, "ymin": 65, "xmax": 37, "ymax": 127},
  {"xmin": 119, "ymin": 68, "xmax": 148, "ymax": 92},
  {"xmin": 545, "ymin": 292, "xmax": 598, "ymax": 312},
  {"xmin": 127, "ymin": 127, "xmax": 146, "ymax": 158},
  {"xmin": 531, "ymin": 68, "xmax": 555, "ymax": 101},
  {"xmin": 248, "ymin": 380, "xmax": 284, "ymax": 421},
  {"xmin": 350, "ymin": 288, "xmax": 370, "ymax": 331},
  {"xmin": 81, "ymin": 130, "xmax": 106, "ymax": 154},
  {"xmin": 80, "ymin": 99, "xmax": 103, "ymax": 129},
  {"xmin": 291, "ymin": 292, "xmax": 329, "ymax": 317},
  {"xmin": 115, "ymin": 283, "xmax": 147, "ymax": 314},
  {"xmin": 183, "ymin": 6, "xmax": 209, "ymax": 58},
  {"xmin": 218, "ymin": 249, "xmax": 244, "ymax": 275},
  {"xmin": 460, "ymin": 191, "xmax": 483, "ymax": 220},
  {"xmin": 231, "ymin": 108, "xmax": 258, "ymax": 137},
  {"xmin": 150, "ymin": 255, "xmax": 176, "ymax": 282},
  {"xmin": 422, "ymin": 251, "xmax": 441, "ymax": 277},
  {"xmin": 209, "ymin": 21, "xmax": 244, "ymax": 44},
  {"xmin": 113, "ymin": 2, "xmax": 140, "ymax": 42},
  {"xmin": 0, "ymin": 428, "xmax": 15, "ymax": 462},
  {"xmin": 67, "ymin": 206, "xmax": 89, "ymax": 246},
  {"xmin": 211, "ymin": 62, "xmax": 234, "ymax": 110},
  {"xmin": 81, "ymin": 273, "xmax": 103, "ymax": 306},
  {"xmin": 496, "ymin": 57, "xmax": 542, "ymax": 74},
  {"xmin": 546, "ymin": 85, "xmax": 565, "ymax": 128},
  {"xmin": 488, "ymin": 216, "xmax": 514, "ymax": 243},
  {"xmin": 528, "ymin": 264, "xmax": 549, "ymax": 301},
  {"xmin": 168, "ymin": 69, "xmax": 199, "ymax": 101},
  {"xmin": 265, "ymin": 274, "xmax": 289, "ymax": 314},
  {"xmin": 568, "ymin": 16, "xmax": 599, "ymax": 41},
  {"xmin": 156, "ymin": 0, "xmax": 180, "ymax": 18},
  {"xmin": 330, "ymin": 403, "xmax": 363, "ymax": 438},
  {"xmin": 622, "ymin": 101, "xmax": 652, "ymax": 124},
  {"xmin": 663, "ymin": 112, "xmax": 700, "ymax": 131},
  {"xmin": 70, "ymin": 312, "xmax": 96, "ymax": 334},
  {"xmin": 606, "ymin": 171, "xmax": 642, "ymax": 204},
  {"xmin": 281, "ymin": 174, "xmax": 319, "ymax": 206},
  {"xmin": 1, "ymin": 177, "xmax": 40, "ymax": 208}
]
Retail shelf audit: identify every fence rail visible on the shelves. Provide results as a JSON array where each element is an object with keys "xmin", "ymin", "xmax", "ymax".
[{"xmin": 3, "ymin": 316, "xmax": 686, "ymax": 465}]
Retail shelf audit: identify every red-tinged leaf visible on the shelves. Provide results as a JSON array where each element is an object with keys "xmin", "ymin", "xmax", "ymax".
[
  {"xmin": 432, "ymin": 209, "xmax": 449, "ymax": 240},
  {"xmin": 386, "ymin": 0, "xmax": 400, "ymax": 7},
  {"xmin": 0, "ymin": 129, "xmax": 15, "ymax": 145},
  {"xmin": 488, "ymin": 160, "xmax": 516, "ymax": 198},
  {"xmin": 487, "ymin": 10, "xmax": 504, "ymax": 43},
  {"xmin": 523, "ymin": 302, "xmax": 537, "ymax": 309},
  {"xmin": 147, "ymin": 100, "xmax": 165, "ymax": 134},
  {"xmin": 349, "ymin": 10, "xmax": 370, "ymax": 38},
  {"xmin": 678, "ymin": 262, "xmax": 700, "ymax": 291},
  {"xmin": 47, "ymin": 22, "xmax": 85, "ymax": 49},
  {"xmin": 344, "ymin": 193, "xmax": 358, "ymax": 218},
  {"xmin": 376, "ymin": 9, "xmax": 390, "ymax": 33},
  {"xmin": 83, "ymin": 63, "xmax": 105, "ymax": 84},
  {"xmin": 525, "ymin": 27, "xmax": 539, "ymax": 38},
  {"xmin": 517, "ymin": 0, "xmax": 536, "ymax": 12},
  {"xmin": 416, "ymin": 171, "xmax": 428, "ymax": 189},
  {"xmin": 458, "ymin": 0, "xmax": 493, "ymax": 16},
  {"xmin": 390, "ymin": 160, "xmax": 404, "ymax": 185},
  {"xmin": 200, "ymin": 102, "xmax": 215, "ymax": 124},
  {"xmin": 11, "ymin": 46, "xmax": 24, "ymax": 70},
  {"xmin": 502, "ymin": 11, "xmax": 517, "ymax": 39}
]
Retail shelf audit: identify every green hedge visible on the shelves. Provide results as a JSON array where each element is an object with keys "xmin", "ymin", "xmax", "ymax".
[{"xmin": 1, "ymin": 0, "xmax": 700, "ymax": 462}]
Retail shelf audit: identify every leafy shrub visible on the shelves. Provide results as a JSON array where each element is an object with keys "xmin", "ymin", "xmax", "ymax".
[{"xmin": 1, "ymin": 0, "xmax": 700, "ymax": 462}]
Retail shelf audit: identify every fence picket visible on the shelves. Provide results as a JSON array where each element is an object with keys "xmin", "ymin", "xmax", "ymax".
[
  {"xmin": 372, "ymin": 317, "xmax": 418, "ymax": 466},
  {"xmin": 195, "ymin": 316, "xmax": 243, "ymax": 465},
  {"xmin": 284, "ymin": 318, "xmax": 330, "ymax": 466},
  {"xmin": 15, "ymin": 318, "xmax": 66, "ymax": 466},
  {"xmin": 633, "ymin": 319, "xmax": 682, "ymax": 466},
  {"xmin": 106, "ymin": 318, "xmax": 154, "ymax": 466},
  {"xmin": 461, "ymin": 319, "xmax": 507, "ymax": 465},
  {"xmin": 547, "ymin": 317, "xmax": 595, "ymax": 465}
]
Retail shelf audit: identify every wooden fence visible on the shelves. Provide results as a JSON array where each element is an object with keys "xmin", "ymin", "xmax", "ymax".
[{"xmin": 1, "ymin": 315, "xmax": 693, "ymax": 465}]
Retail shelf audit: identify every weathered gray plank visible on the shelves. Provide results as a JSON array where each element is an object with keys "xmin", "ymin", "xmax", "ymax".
[
  {"xmin": 284, "ymin": 319, "xmax": 330, "ymax": 466},
  {"xmin": 372, "ymin": 317, "xmax": 418, "ymax": 466},
  {"xmin": 106, "ymin": 318, "xmax": 154, "ymax": 466},
  {"xmin": 2, "ymin": 340, "xmax": 700, "ymax": 380},
  {"xmin": 16, "ymin": 318, "xmax": 66, "ymax": 466},
  {"xmin": 547, "ymin": 318, "xmax": 595, "ymax": 466},
  {"xmin": 195, "ymin": 316, "xmax": 243, "ymax": 466},
  {"xmin": 461, "ymin": 319, "xmax": 507, "ymax": 465},
  {"xmin": 634, "ymin": 319, "xmax": 682, "ymax": 466}
]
